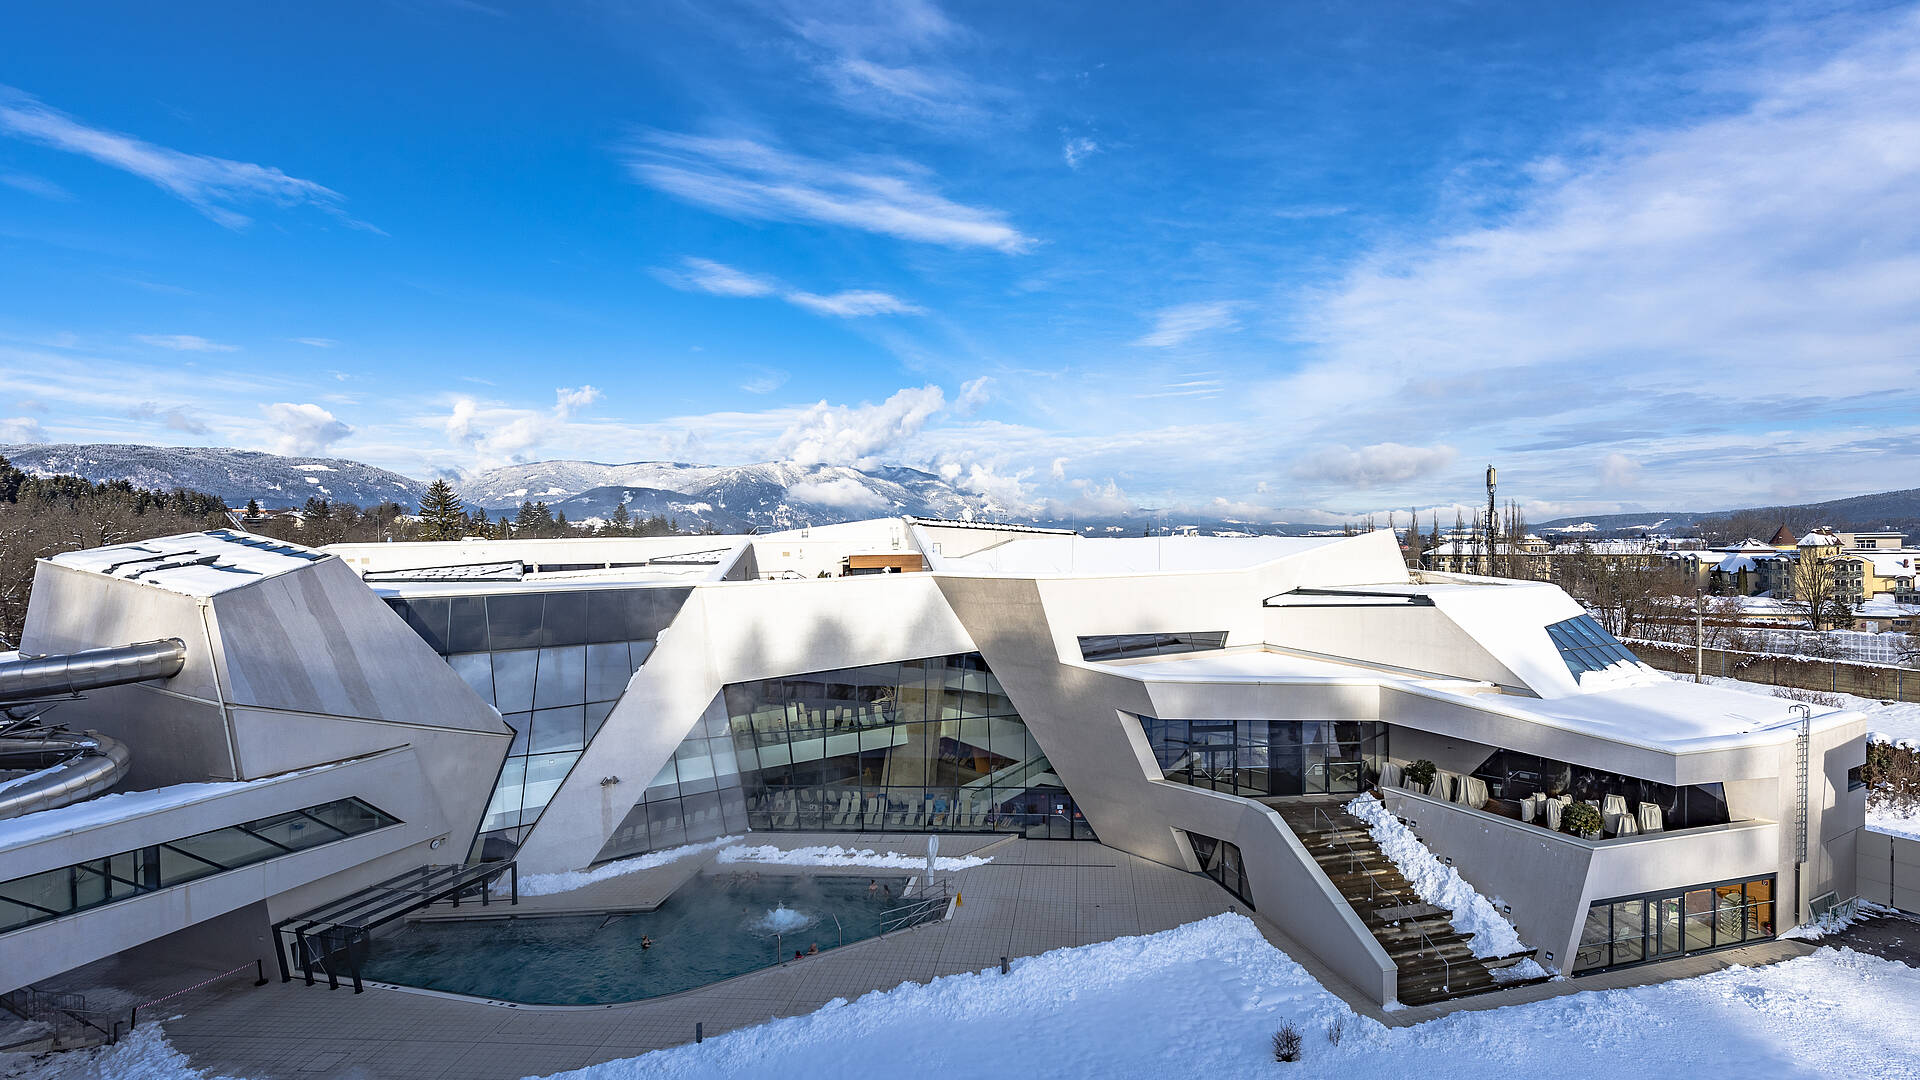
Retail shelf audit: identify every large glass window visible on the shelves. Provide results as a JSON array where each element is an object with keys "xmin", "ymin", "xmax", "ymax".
[
  {"xmin": 591, "ymin": 652, "xmax": 1092, "ymax": 865},
  {"xmin": 0, "ymin": 798, "xmax": 398, "ymax": 934},
  {"xmin": 385, "ymin": 587, "xmax": 693, "ymax": 864},
  {"xmin": 1573, "ymin": 875, "xmax": 1776, "ymax": 974},
  {"xmin": 1079, "ymin": 632, "xmax": 1228, "ymax": 662},
  {"xmin": 1187, "ymin": 831, "xmax": 1253, "ymax": 908},
  {"xmin": 1545, "ymin": 614, "xmax": 1640, "ymax": 677},
  {"xmin": 1468, "ymin": 749, "xmax": 1731, "ymax": 831},
  {"xmin": 1137, "ymin": 716, "xmax": 1386, "ymax": 797}
]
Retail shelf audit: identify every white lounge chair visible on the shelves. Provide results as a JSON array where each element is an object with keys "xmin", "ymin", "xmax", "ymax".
[{"xmin": 864, "ymin": 797, "xmax": 885, "ymax": 828}]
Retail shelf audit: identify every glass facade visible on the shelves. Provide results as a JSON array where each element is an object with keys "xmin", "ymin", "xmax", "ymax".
[
  {"xmin": 1574, "ymin": 876, "xmax": 1775, "ymax": 973},
  {"xmin": 1078, "ymin": 632, "xmax": 1228, "ymax": 662},
  {"xmin": 593, "ymin": 652, "xmax": 1093, "ymax": 865},
  {"xmin": 385, "ymin": 588, "xmax": 691, "ymax": 862},
  {"xmin": 1137, "ymin": 717, "xmax": 1387, "ymax": 796},
  {"xmin": 0, "ymin": 798, "xmax": 398, "ymax": 933},
  {"xmin": 1188, "ymin": 832, "xmax": 1253, "ymax": 907},
  {"xmin": 1545, "ymin": 614, "xmax": 1640, "ymax": 677},
  {"xmin": 1468, "ymin": 749, "xmax": 1731, "ymax": 830}
]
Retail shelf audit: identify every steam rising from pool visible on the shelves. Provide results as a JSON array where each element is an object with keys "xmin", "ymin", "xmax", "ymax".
[{"xmin": 755, "ymin": 904, "xmax": 814, "ymax": 934}]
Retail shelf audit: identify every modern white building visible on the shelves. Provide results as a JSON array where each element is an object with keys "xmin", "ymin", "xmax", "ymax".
[{"xmin": 0, "ymin": 519, "xmax": 1869, "ymax": 1007}]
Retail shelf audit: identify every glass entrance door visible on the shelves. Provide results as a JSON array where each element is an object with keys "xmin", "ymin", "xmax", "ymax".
[{"xmin": 1650, "ymin": 897, "xmax": 1684, "ymax": 960}]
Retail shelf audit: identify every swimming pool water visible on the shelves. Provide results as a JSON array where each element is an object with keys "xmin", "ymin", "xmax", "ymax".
[{"xmin": 360, "ymin": 873, "xmax": 911, "ymax": 1004}]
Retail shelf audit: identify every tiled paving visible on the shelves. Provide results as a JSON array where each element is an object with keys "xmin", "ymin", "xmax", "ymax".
[{"xmin": 140, "ymin": 837, "xmax": 1239, "ymax": 1079}]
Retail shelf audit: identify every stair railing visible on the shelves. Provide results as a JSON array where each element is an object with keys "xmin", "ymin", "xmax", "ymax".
[
  {"xmin": 1412, "ymin": 926, "xmax": 1453, "ymax": 995},
  {"xmin": 1310, "ymin": 805, "xmax": 1393, "ymax": 906}
]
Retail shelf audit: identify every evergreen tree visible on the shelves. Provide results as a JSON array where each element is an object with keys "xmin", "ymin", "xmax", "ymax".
[
  {"xmin": 244, "ymin": 497, "xmax": 261, "ymax": 520},
  {"xmin": 609, "ymin": 502, "xmax": 631, "ymax": 535},
  {"xmin": 418, "ymin": 479, "xmax": 466, "ymax": 541},
  {"xmin": 554, "ymin": 511, "xmax": 570, "ymax": 533}
]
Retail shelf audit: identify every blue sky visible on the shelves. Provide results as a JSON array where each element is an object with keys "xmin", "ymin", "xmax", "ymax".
[{"xmin": 4, "ymin": 1, "xmax": 1919, "ymax": 522}]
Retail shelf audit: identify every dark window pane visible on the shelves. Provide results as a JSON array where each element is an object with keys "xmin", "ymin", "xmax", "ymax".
[
  {"xmin": 448, "ymin": 596, "xmax": 489, "ymax": 653},
  {"xmin": 486, "ymin": 593, "xmax": 545, "ymax": 650},
  {"xmin": 533, "ymin": 646, "xmax": 587, "ymax": 710},
  {"xmin": 542, "ymin": 590, "xmax": 590, "ymax": 646}
]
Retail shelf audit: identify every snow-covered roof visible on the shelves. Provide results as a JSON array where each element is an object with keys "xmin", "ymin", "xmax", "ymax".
[
  {"xmin": 1799, "ymin": 529, "xmax": 1841, "ymax": 547},
  {"xmin": 1835, "ymin": 552, "xmax": 1918, "ymax": 578},
  {"xmin": 48, "ymin": 529, "xmax": 327, "ymax": 596},
  {"xmin": 927, "ymin": 534, "xmax": 1344, "ymax": 575},
  {"xmin": 1715, "ymin": 554, "xmax": 1759, "ymax": 573},
  {"xmin": 1520, "ymin": 681, "xmax": 1859, "ymax": 752}
]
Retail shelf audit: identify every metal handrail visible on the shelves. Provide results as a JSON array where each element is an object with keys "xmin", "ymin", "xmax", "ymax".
[
  {"xmin": 1311, "ymin": 805, "xmax": 1397, "ymax": 905},
  {"xmin": 878, "ymin": 879, "xmax": 951, "ymax": 935},
  {"xmin": 1412, "ymin": 926, "xmax": 1453, "ymax": 995}
]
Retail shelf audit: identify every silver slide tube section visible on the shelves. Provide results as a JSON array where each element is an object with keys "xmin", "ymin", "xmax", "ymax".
[
  {"xmin": 0, "ymin": 638, "xmax": 187, "ymax": 703},
  {"xmin": 0, "ymin": 731, "xmax": 132, "ymax": 820}
]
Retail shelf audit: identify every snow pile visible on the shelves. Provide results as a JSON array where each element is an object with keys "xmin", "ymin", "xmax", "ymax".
[
  {"xmin": 716, "ymin": 844, "xmax": 993, "ymax": 871},
  {"xmin": 513, "ymin": 835, "xmax": 742, "ymax": 897},
  {"xmin": 1574, "ymin": 659, "xmax": 1667, "ymax": 692},
  {"xmin": 1343, "ymin": 794, "xmax": 1535, "ymax": 965},
  {"xmin": 1782, "ymin": 899, "xmax": 1884, "ymax": 941},
  {"xmin": 0, "ymin": 1024, "xmax": 243, "ymax": 1079}
]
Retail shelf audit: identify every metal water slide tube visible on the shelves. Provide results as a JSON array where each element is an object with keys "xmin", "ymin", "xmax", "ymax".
[
  {"xmin": 0, "ymin": 639, "xmax": 187, "ymax": 819},
  {"xmin": 0, "ymin": 639, "xmax": 188, "ymax": 704}
]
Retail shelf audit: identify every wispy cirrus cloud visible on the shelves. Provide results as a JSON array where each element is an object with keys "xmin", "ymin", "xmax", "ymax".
[
  {"xmin": 290, "ymin": 337, "xmax": 339, "ymax": 348},
  {"xmin": 771, "ymin": 0, "xmax": 1000, "ymax": 130},
  {"xmin": 1131, "ymin": 301, "xmax": 1240, "ymax": 348},
  {"xmin": 658, "ymin": 257, "xmax": 924, "ymax": 319},
  {"xmin": 133, "ymin": 333, "xmax": 237, "ymax": 352},
  {"xmin": 625, "ymin": 134, "xmax": 1033, "ymax": 252},
  {"xmin": 0, "ymin": 86, "xmax": 373, "ymax": 231}
]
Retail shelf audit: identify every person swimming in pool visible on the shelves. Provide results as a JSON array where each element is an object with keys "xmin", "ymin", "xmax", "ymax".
[{"xmin": 640, "ymin": 935, "xmax": 653, "ymax": 949}]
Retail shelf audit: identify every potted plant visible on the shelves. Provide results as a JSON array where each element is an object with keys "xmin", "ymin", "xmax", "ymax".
[
  {"xmin": 1404, "ymin": 759, "xmax": 1437, "ymax": 795},
  {"xmin": 1563, "ymin": 801, "xmax": 1604, "ymax": 840}
]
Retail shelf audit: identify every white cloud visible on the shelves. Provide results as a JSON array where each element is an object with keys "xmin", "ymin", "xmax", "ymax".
[
  {"xmin": 788, "ymin": 476, "xmax": 889, "ymax": 510},
  {"xmin": 262, "ymin": 402, "xmax": 352, "ymax": 457},
  {"xmin": 1273, "ymin": 6, "xmax": 1920, "ymax": 504},
  {"xmin": 0, "ymin": 416, "xmax": 47, "ymax": 443},
  {"xmin": 774, "ymin": 385, "xmax": 946, "ymax": 468},
  {"xmin": 0, "ymin": 171, "xmax": 70, "ymax": 200},
  {"xmin": 1062, "ymin": 136, "xmax": 1100, "ymax": 169},
  {"xmin": 127, "ymin": 401, "xmax": 209, "ymax": 434},
  {"xmin": 741, "ymin": 366, "xmax": 789, "ymax": 394},
  {"xmin": 1600, "ymin": 452, "xmax": 1643, "ymax": 488},
  {"xmin": 553, "ymin": 385, "xmax": 602, "ymax": 418},
  {"xmin": 440, "ymin": 386, "xmax": 605, "ymax": 467},
  {"xmin": 667, "ymin": 257, "xmax": 779, "ymax": 297},
  {"xmin": 134, "ymin": 333, "xmax": 237, "ymax": 352},
  {"xmin": 626, "ymin": 134, "xmax": 1033, "ymax": 253},
  {"xmin": 291, "ymin": 337, "xmax": 338, "ymax": 348},
  {"xmin": 776, "ymin": 0, "xmax": 997, "ymax": 129},
  {"xmin": 0, "ymin": 87, "xmax": 365, "ymax": 231},
  {"xmin": 1049, "ymin": 456, "xmax": 1068, "ymax": 482},
  {"xmin": 784, "ymin": 289, "xmax": 924, "ymax": 317},
  {"xmin": 1289, "ymin": 443, "xmax": 1458, "ymax": 489},
  {"xmin": 1132, "ymin": 301, "xmax": 1240, "ymax": 348},
  {"xmin": 659, "ymin": 257, "xmax": 926, "ymax": 318},
  {"xmin": 954, "ymin": 375, "xmax": 994, "ymax": 413}
]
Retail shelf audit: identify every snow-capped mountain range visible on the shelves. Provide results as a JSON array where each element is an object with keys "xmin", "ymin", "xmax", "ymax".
[
  {"xmin": 0, "ymin": 443, "xmax": 429, "ymax": 510},
  {"xmin": 455, "ymin": 460, "xmax": 1010, "ymax": 532}
]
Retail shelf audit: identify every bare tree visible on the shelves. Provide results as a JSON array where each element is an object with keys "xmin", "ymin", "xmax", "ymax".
[{"xmin": 1786, "ymin": 555, "xmax": 1850, "ymax": 631}]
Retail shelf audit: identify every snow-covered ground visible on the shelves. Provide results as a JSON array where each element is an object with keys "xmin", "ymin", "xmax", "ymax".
[
  {"xmin": 16, "ymin": 914, "xmax": 1919, "ymax": 1080},
  {"xmin": 511, "ymin": 836, "xmax": 742, "ymax": 897},
  {"xmin": 715, "ymin": 843, "xmax": 993, "ymax": 871},
  {"xmin": 1344, "ymin": 794, "xmax": 1538, "ymax": 968}
]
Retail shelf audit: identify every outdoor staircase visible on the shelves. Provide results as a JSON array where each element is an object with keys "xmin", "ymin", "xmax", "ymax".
[{"xmin": 1268, "ymin": 797, "xmax": 1520, "ymax": 1006}]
